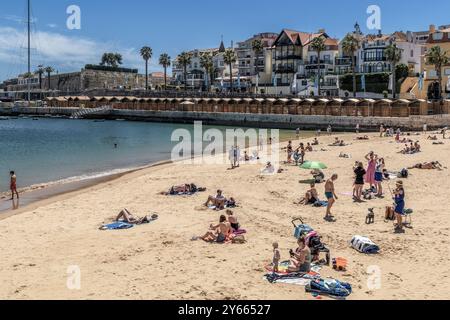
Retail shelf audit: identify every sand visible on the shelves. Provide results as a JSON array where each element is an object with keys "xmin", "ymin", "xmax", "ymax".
[{"xmin": 0, "ymin": 131, "xmax": 449, "ymax": 300}]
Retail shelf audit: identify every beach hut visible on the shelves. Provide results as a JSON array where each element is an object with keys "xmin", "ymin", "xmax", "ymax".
[
  {"xmin": 286, "ymin": 98, "xmax": 301, "ymax": 115},
  {"xmin": 330, "ymin": 98, "xmax": 344, "ymax": 116},
  {"xmin": 54, "ymin": 96, "xmax": 69, "ymax": 108},
  {"xmin": 299, "ymin": 98, "xmax": 316, "ymax": 115},
  {"xmin": 242, "ymin": 98, "xmax": 254, "ymax": 114},
  {"xmin": 341, "ymin": 98, "xmax": 360, "ymax": 116}
]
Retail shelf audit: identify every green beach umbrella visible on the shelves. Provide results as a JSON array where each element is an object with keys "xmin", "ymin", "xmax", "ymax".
[{"xmin": 300, "ymin": 161, "xmax": 328, "ymax": 170}]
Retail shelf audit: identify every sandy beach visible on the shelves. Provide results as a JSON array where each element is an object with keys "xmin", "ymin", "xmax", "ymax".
[{"xmin": 0, "ymin": 130, "xmax": 449, "ymax": 300}]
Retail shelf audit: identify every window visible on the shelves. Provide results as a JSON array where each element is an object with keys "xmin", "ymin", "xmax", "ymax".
[
  {"xmin": 445, "ymin": 68, "xmax": 450, "ymax": 76},
  {"xmin": 411, "ymin": 50, "xmax": 414, "ymax": 57},
  {"xmin": 432, "ymin": 33, "xmax": 443, "ymax": 40}
]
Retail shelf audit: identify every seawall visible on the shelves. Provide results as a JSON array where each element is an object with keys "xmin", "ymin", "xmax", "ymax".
[{"xmin": 1, "ymin": 106, "xmax": 450, "ymax": 131}]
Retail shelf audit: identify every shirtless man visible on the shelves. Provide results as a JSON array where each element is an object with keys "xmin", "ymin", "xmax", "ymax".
[
  {"xmin": 205, "ymin": 190, "xmax": 226, "ymax": 210},
  {"xmin": 115, "ymin": 209, "xmax": 155, "ymax": 225},
  {"xmin": 10, "ymin": 171, "xmax": 19, "ymax": 200},
  {"xmin": 324, "ymin": 174, "xmax": 339, "ymax": 221},
  {"xmin": 199, "ymin": 215, "xmax": 232, "ymax": 243}
]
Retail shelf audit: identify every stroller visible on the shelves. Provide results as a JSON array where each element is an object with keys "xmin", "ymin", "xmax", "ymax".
[{"xmin": 292, "ymin": 218, "xmax": 331, "ymax": 266}]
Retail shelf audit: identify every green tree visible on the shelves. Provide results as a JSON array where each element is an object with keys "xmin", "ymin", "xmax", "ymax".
[
  {"xmin": 140, "ymin": 46, "xmax": 153, "ymax": 90},
  {"xmin": 177, "ymin": 52, "xmax": 192, "ymax": 91},
  {"xmin": 200, "ymin": 52, "xmax": 214, "ymax": 92},
  {"xmin": 310, "ymin": 36, "xmax": 326, "ymax": 96},
  {"xmin": 35, "ymin": 65, "xmax": 45, "ymax": 90},
  {"xmin": 223, "ymin": 48, "xmax": 237, "ymax": 92},
  {"xmin": 341, "ymin": 33, "xmax": 360, "ymax": 97},
  {"xmin": 425, "ymin": 45, "xmax": 450, "ymax": 100},
  {"xmin": 45, "ymin": 66, "xmax": 54, "ymax": 90},
  {"xmin": 384, "ymin": 43, "xmax": 403, "ymax": 98},
  {"xmin": 159, "ymin": 53, "xmax": 171, "ymax": 91},
  {"xmin": 100, "ymin": 53, "xmax": 123, "ymax": 68},
  {"xmin": 395, "ymin": 63, "xmax": 409, "ymax": 80}
]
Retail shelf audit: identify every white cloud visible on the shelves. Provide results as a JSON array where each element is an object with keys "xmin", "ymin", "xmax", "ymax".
[
  {"xmin": 0, "ymin": 26, "xmax": 156, "ymax": 77},
  {"xmin": 47, "ymin": 23, "xmax": 57, "ymax": 28}
]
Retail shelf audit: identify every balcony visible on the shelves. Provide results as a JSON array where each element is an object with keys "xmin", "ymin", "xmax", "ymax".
[
  {"xmin": 362, "ymin": 56, "xmax": 387, "ymax": 62},
  {"xmin": 274, "ymin": 54, "xmax": 303, "ymax": 60},
  {"xmin": 335, "ymin": 57, "xmax": 352, "ymax": 66},
  {"xmin": 274, "ymin": 65, "xmax": 296, "ymax": 74}
]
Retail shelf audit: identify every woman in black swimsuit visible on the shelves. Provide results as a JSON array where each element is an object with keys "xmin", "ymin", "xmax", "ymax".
[{"xmin": 353, "ymin": 162, "xmax": 366, "ymax": 201}]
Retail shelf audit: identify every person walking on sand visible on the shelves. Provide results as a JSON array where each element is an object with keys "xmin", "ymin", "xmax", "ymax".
[
  {"xmin": 356, "ymin": 123, "xmax": 360, "ymax": 134},
  {"xmin": 353, "ymin": 162, "xmax": 366, "ymax": 202},
  {"xmin": 324, "ymin": 174, "xmax": 338, "ymax": 221},
  {"xmin": 327, "ymin": 125, "xmax": 332, "ymax": 136},
  {"xmin": 10, "ymin": 171, "xmax": 19, "ymax": 200},
  {"xmin": 380, "ymin": 124, "xmax": 385, "ymax": 138}
]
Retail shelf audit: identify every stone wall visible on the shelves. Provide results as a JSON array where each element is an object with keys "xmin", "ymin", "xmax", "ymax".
[{"xmin": 2, "ymin": 106, "xmax": 450, "ymax": 131}]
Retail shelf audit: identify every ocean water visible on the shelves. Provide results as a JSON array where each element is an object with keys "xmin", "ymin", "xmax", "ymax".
[{"xmin": 0, "ymin": 118, "xmax": 302, "ymax": 193}]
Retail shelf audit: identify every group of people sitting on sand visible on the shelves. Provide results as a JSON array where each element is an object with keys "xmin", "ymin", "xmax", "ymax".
[
  {"xmin": 195, "ymin": 210, "xmax": 242, "ymax": 243},
  {"xmin": 400, "ymin": 141, "xmax": 421, "ymax": 154},
  {"xmin": 204, "ymin": 189, "xmax": 236, "ymax": 210}
]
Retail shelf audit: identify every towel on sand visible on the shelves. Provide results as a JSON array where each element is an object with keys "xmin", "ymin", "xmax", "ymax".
[{"xmin": 100, "ymin": 222, "xmax": 134, "ymax": 230}]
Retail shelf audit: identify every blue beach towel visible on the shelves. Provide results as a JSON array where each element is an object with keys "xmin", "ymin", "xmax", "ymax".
[
  {"xmin": 306, "ymin": 278, "xmax": 352, "ymax": 298},
  {"xmin": 101, "ymin": 222, "xmax": 134, "ymax": 230},
  {"xmin": 313, "ymin": 201, "xmax": 328, "ymax": 207}
]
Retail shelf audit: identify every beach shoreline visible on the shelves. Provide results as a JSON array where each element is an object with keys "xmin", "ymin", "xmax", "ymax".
[{"xmin": 1, "ymin": 130, "xmax": 448, "ymax": 300}]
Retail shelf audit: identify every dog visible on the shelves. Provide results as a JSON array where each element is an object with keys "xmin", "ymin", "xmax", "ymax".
[{"xmin": 366, "ymin": 208, "xmax": 375, "ymax": 224}]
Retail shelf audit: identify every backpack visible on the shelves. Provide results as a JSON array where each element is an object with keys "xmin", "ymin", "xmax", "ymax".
[
  {"xmin": 399, "ymin": 168, "xmax": 409, "ymax": 178},
  {"xmin": 350, "ymin": 236, "xmax": 380, "ymax": 254}
]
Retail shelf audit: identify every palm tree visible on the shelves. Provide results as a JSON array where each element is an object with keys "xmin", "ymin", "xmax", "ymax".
[
  {"xmin": 310, "ymin": 36, "xmax": 326, "ymax": 96},
  {"xmin": 177, "ymin": 52, "xmax": 192, "ymax": 91},
  {"xmin": 251, "ymin": 39, "xmax": 264, "ymax": 93},
  {"xmin": 341, "ymin": 33, "xmax": 360, "ymax": 97},
  {"xmin": 140, "ymin": 46, "xmax": 153, "ymax": 90},
  {"xmin": 159, "ymin": 53, "xmax": 171, "ymax": 90},
  {"xmin": 100, "ymin": 53, "xmax": 123, "ymax": 68},
  {"xmin": 35, "ymin": 65, "xmax": 45, "ymax": 90},
  {"xmin": 200, "ymin": 52, "xmax": 214, "ymax": 92},
  {"xmin": 426, "ymin": 45, "xmax": 450, "ymax": 101},
  {"xmin": 45, "ymin": 66, "xmax": 54, "ymax": 90},
  {"xmin": 223, "ymin": 48, "xmax": 237, "ymax": 92},
  {"xmin": 385, "ymin": 43, "xmax": 403, "ymax": 99}
]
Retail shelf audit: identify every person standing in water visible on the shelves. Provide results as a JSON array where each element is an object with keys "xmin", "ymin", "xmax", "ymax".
[{"xmin": 10, "ymin": 171, "xmax": 19, "ymax": 200}]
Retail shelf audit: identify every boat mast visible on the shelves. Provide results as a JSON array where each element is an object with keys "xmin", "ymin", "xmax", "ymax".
[{"xmin": 27, "ymin": 0, "xmax": 31, "ymax": 103}]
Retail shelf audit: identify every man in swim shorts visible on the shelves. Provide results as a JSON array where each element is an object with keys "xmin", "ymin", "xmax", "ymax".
[
  {"xmin": 10, "ymin": 171, "xmax": 19, "ymax": 200},
  {"xmin": 324, "ymin": 174, "xmax": 338, "ymax": 221}
]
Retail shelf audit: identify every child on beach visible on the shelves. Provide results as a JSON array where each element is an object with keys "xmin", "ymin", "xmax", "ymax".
[
  {"xmin": 10, "ymin": 171, "xmax": 19, "ymax": 200},
  {"xmin": 272, "ymin": 242, "xmax": 281, "ymax": 273}
]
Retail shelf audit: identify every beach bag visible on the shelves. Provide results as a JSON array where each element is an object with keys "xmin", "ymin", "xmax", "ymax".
[
  {"xmin": 350, "ymin": 236, "xmax": 380, "ymax": 254},
  {"xmin": 399, "ymin": 169, "xmax": 409, "ymax": 178},
  {"xmin": 385, "ymin": 207, "xmax": 395, "ymax": 220},
  {"xmin": 292, "ymin": 218, "xmax": 314, "ymax": 239},
  {"xmin": 306, "ymin": 279, "xmax": 352, "ymax": 298},
  {"xmin": 232, "ymin": 235, "xmax": 246, "ymax": 244}
]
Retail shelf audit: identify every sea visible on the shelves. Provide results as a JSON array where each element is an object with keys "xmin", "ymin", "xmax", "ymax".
[{"xmin": 0, "ymin": 117, "xmax": 306, "ymax": 194}]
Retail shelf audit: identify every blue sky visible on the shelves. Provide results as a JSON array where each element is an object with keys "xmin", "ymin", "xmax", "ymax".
[{"xmin": 0, "ymin": 0, "xmax": 449, "ymax": 81}]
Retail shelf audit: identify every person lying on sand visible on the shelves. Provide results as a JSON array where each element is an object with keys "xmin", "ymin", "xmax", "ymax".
[
  {"xmin": 115, "ymin": 209, "xmax": 157, "ymax": 225},
  {"xmin": 226, "ymin": 209, "xmax": 240, "ymax": 231},
  {"xmin": 408, "ymin": 162, "xmax": 443, "ymax": 170},
  {"xmin": 330, "ymin": 138, "xmax": 347, "ymax": 147},
  {"xmin": 356, "ymin": 135, "xmax": 370, "ymax": 140},
  {"xmin": 427, "ymin": 135, "xmax": 438, "ymax": 141},
  {"xmin": 196, "ymin": 215, "xmax": 232, "ymax": 243},
  {"xmin": 288, "ymin": 237, "xmax": 312, "ymax": 273},
  {"xmin": 204, "ymin": 190, "xmax": 227, "ymax": 210},
  {"xmin": 299, "ymin": 183, "xmax": 319, "ymax": 205},
  {"xmin": 160, "ymin": 183, "xmax": 206, "ymax": 195}
]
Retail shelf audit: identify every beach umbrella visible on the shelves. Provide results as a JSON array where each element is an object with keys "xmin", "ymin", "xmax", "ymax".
[{"xmin": 300, "ymin": 161, "xmax": 327, "ymax": 170}]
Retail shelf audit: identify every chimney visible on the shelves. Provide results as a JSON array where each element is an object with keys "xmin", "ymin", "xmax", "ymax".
[
  {"xmin": 430, "ymin": 24, "xmax": 436, "ymax": 33},
  {"xmin": 318, "ymin": 28, "xmax": 326, "ymax": 34}
]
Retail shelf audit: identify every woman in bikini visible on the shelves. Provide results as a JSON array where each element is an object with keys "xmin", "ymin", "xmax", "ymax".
[
  {"xmin": 199, "ymin": 215, "xmax": 232, "ymax": 243},
  {"xmin": 288, "ymin": 237, "xmax": 312, "ymax": 273}
]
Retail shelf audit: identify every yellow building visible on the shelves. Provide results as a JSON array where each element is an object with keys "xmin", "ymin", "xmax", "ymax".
[{"xmin": 419, "ymin": 25, "xmax": 450, "ymax": 99}]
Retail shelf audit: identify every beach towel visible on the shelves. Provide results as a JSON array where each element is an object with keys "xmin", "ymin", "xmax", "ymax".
[
  {"xmin": 313, "ymin": 201, "xmax": 328, "ymax": 207},
  {"xmin": 265, "ymin": 272, "xmax": 319, "ymax": 286},
  {"xmin": 350, "ymin": 235, "xmax": 380, "ymax": 254},
  {"xmin": 306, "ymin": 278, "xmax": 352, "ymax": 298},
  {"xmin": 100, "ymin": 222, "xmax": 134, "ymax": 230}
]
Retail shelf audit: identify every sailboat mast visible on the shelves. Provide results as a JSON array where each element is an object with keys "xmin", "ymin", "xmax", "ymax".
[{"xmin": 27, "ymin": 0, "xmax": 31, "ymax": 103}]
